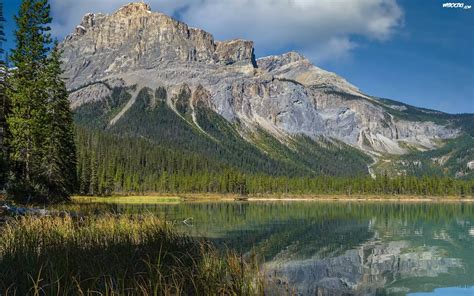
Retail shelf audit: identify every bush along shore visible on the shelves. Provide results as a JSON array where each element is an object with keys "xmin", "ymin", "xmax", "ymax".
[{"xmin": 0, "ymin": 215, "xmax": 263, "ymax": 295}]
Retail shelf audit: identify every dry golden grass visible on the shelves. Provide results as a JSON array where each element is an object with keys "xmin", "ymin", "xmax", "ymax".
[{"xmin": 0, "ymin": 215, "xmax": 263, "ymax": 295}]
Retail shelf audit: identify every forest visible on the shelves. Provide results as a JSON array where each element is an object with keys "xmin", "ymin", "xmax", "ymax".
[{"xmin": 75, "ymin": 127, "xmax": 474, "ymax": 197}]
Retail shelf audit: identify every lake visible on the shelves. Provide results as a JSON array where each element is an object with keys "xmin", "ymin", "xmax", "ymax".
[{"xmin": 73, "ymin": 200, "xmax": 474, "ymax": 295}]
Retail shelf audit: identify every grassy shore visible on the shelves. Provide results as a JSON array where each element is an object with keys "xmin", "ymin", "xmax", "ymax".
[
  {"xmin": 0, "ymin": 215, "xmax": 263, "ymax": 295},
  {"xmin": 71, "ymin": 193, "xmax": 474, "ymax": 204},
  {"xmin": 73, "ymin": 195, "xmax": 182, "ymax": 204}
]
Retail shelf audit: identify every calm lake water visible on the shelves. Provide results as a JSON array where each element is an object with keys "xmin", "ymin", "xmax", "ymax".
[{"xmin": 77, "ymin": 201, "xmax": 474, "ymax": 295}]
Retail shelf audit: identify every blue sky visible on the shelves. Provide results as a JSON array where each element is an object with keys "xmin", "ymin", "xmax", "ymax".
[{"xmin": 2, "ymin": 0, "xmax": 473, "ymax": 114}]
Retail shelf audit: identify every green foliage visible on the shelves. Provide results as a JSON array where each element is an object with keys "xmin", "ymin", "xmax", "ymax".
[
  {"xmin": 73, "ymin": 85, "xmax": 133, "ymax": 129},
  {"xmin": 40, "ymin": 45, "xmax": 77, "ymax": 199},
  {"xmin": 0, "ymin": 0, "xmax": 7, "ymax": 189},
  {"xmin": 75, "ymin": 127, "xmax": 231, "ymax": 195},
  {"xmin": 154, "ymin": 86, "xmax": 167, "ymax": 102},
  {"xmin": 76, "ymin": 86, "xmax": 371, "ymax": 179},
  {"xmin": 7, "ymin": 0, "xmax": 52, "ymax": 201},
  {"xmin": 47, "ymin": 201, "xmax": 474, "ymax": 295},
  {"xmin": 320, "ymin": 89, "xmax": 365, "ymax": 101},
  {"xmin": 257, "ymin": 134, "xmax": 371, "ymax": 177},
  {"xmin": 374, "ymin": 136, "xmax": 474, "ymax": 179},
  {"xmin": 72, "ymin": 85, "xmax": 473, "ymax": 196},
  {"xmin": 74, "ymin": 127, "xmax": 474, "ymax": 196},
  {"xmin": 174, "ymin": 86, "xmax": 192, "ymax": 118},
  {"xmin": 0, "ymin": 215, "xmax": 262, "ymax": 295},
  {"xmin": 5, "ymin": 0, "xmax": 77, "ymax": 203},
  {"xmin": 451, "ymin": 114, "xmax": 474, "ymax": 137}
]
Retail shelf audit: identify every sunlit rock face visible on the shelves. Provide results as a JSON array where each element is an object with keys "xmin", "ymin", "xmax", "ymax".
[
  {"xmin": 61, "ymin": 2, "xmax": 256, "ymax": 89},
  {"xmin": 264, "ymin": 240, "xmax": 462, "ymax": 296},
  {"xmin": 60, "ymin": 2, "xmax": 458, "ymax": 155}
]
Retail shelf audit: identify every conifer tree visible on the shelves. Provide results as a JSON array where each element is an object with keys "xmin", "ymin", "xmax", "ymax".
[
  {"xmin": 6, "ymin": 0, "xmax": 52, "ymax": 202},
  {"xmin": 0, "ymin": 0, "xmax": 7, "ymax": 189},
  {"xmin": 40, "ymin": 44, "xmax": 77, "ymax": 200},
  {"xmin": 7, "ymin": 0, "xmax": 76, "ymax": 202}
]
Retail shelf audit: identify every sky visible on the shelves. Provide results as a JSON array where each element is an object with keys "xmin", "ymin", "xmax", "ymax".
[{"xmin": 2, "ymin": 0, "xmax": 473, "ymax": 114}]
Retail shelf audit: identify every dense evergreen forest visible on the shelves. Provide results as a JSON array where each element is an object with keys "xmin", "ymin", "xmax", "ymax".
[
  {"xmin": 72, "ymin": 86, "xmax": 474, "ymax": 198},
  {"xmin": 75, "ymin": 86, "xmax": 372, "ymax": 178},
  {"xmin": 76, "ymin": 127, "xmax": 474, "ymax": 197}
]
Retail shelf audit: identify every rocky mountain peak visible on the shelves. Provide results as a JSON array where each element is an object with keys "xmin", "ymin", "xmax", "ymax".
[
  {"xmin": 115, "ymin": 2, "xmax": 152, "ymax": 16},
  {"xmin": 257, "ymin": 51, "xmax": 309, "ymax": 72},
  {"xmin": 61, "ymin": 2, "xmax": 258, "ymax": 89},
  {"xmin": 257, "ymin": 52, "xmax": 362, "ymax": 95}
]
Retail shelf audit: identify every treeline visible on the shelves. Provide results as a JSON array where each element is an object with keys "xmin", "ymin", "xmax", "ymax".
[
  {"xmin": 77, "ymin": 128, "xmax": 474, "ymax": 197},
  {"xmin": 75, "ymin": 128, "xmax": 230, "ymax": 195},
  {"xmin": 75, "ymin": 85, "xmax": 372, "ymax": 178}
]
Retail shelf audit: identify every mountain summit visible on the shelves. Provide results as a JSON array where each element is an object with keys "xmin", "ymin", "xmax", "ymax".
[
  {"xmin": 63, "ymin": 2, "xmax": 256, "ymax": 87},
  {"xmin": 61, "ymin": 2, "xmax": 473, "ymax": 177}
]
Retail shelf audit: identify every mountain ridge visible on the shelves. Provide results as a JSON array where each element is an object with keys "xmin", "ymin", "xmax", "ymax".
[{"xmin": 61, "ymin": 2, "xmax": 473, "ymax": 178}]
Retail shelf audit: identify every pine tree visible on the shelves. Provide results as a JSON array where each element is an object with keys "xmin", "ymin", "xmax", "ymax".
[
  {"xmin": 39, "ymin": 44, "xmax": 77, "ymax": 200},
  {"xmin": 6, "ymin": 0, "xmax": 76, "ymax": 202},
  {"xmin": 0, "ymin": 0, "xmax": 8, "ymax": 190},
  {"xmin": 89, "ymin": 151, "xmax": 98, "ymax": 196}
]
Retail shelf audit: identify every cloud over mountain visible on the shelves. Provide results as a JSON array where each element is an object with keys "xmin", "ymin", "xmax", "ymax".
[{"xmin": 50, "ymin": 0, "xmax": 403, "ymax": 62}]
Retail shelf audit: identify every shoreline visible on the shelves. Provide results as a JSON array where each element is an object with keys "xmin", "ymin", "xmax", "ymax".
[
  {"xmin": 245, "ymin": 197, "xmax": 474, "ymax": 202},
  {"xmin": 71, "ymin": 194, "xmax": 474, "ymax": 203}
]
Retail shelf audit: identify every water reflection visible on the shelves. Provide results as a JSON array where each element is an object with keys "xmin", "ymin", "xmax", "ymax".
[
  {"xmin": 265, "ymin": 241, "xmax": 462, "ymax": 295},
  {"xmin": 71, "ymin": 201, "xmax": 474, "ymax": 295},
  {"xmin": 408, "ymin": 286, "xmax": 474, "ymax": 295}
]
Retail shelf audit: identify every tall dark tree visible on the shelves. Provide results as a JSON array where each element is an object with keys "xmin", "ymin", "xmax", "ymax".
[
  {"xmin": 40, "ymin": 44, "xmax": 77, "ymax": 200},
  {"xmin": 7, "ymin": 0, "xmax": 52, "ymax": 202},
  {"xmin": 7, "ymin": 0, "xmax": 76, "ymax": 202},
  {"xmin": 0, "ymin": 0, "xmax": 8, "ymax": 190}
]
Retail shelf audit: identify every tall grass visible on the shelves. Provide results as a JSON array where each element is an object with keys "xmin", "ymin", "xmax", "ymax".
[{"xmin": 0, "ymin": 215, "xmax": 263, "ymax": 295}]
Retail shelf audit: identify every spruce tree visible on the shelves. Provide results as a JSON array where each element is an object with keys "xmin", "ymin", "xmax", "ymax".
[
  {"xmin": 40, "ymin": 44, "xmax": 77, "ymax": 200},
  {"xmin": 0, "ymin": 0, "xmax": 7, "ymax": 190},
  {"xmin": 6, "ymin": 0, "xmax": 52, "ymax": 202},
  {"xmin": 7, "ymin": 0, "xmax": 76, "ymax": 203}
]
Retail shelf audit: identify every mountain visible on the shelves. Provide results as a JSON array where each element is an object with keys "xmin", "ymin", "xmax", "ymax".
[{"xmin": 60, "ymin": 2, "xmax": 473, "ymax": 179}]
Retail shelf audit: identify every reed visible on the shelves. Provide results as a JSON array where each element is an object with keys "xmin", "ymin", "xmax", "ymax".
[{"xmin": 0, "ymin": 215, "xmax": 263, "ymax": 295}]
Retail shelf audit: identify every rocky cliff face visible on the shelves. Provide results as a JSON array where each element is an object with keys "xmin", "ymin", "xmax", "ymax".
[
  {"xmin": 62, "ymin": 3, "xmax": 256, "ymax": 89},
  {"xmin": 61, "ymin": 2, "xmax": 460, "ymax": 157}
]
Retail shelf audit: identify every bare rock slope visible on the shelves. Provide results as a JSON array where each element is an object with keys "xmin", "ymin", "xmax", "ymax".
[{"xmin": 61, "ymin": 2, "xmax": 461, "ymax": 157}]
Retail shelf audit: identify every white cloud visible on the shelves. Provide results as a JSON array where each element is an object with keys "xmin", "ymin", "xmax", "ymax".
[{"xmin": 49, "ymin": 0, "xmax": 403, "ymax": 63}]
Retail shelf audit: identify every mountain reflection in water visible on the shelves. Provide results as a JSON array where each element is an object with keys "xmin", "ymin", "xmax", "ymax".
[
  {"xmin": 265, "ymin": 241, "xmax": 461, "ymax": 295},
  {"xmin": 76, "ymin": 201, "xmax": 474, "ymax": 295}
]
